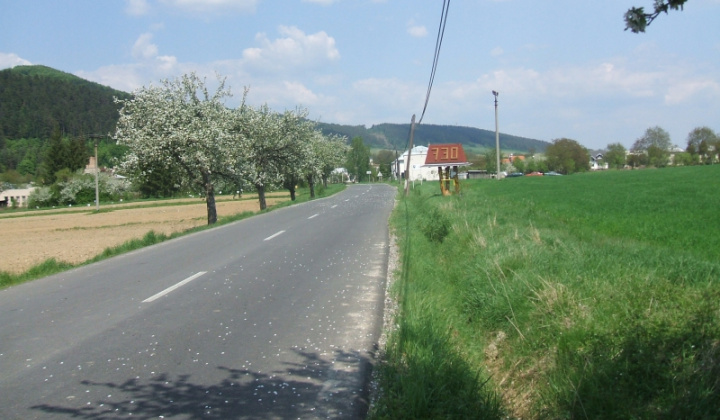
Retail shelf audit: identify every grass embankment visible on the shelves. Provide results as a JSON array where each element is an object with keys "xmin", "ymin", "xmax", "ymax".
[
  {"xmin": 371, "ymin": 166, "xmax": 720, "ymax": 419},
  {"xmin": 0, "ymin": 184, "xmax": 345, "ymax": 289}
]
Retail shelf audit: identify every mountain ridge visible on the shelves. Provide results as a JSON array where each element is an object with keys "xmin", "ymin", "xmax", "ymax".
[{"xmin": 316, "ymin": 121, "xmax": 549, "ymax": 153}]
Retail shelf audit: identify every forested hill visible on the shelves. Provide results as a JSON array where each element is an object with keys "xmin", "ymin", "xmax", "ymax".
[
  {"xmin": 316, "ymin": 122, "xmax": 550, "ymax": 153},
  {"xmin": 0, "ymin": 64, "xmax": 547, "ymax": 153},
  {"xmin": 0, "ymin": 65, "xmax": 132, "ymax": 139}
]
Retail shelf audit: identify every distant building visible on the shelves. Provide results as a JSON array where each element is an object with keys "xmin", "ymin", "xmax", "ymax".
[
  {"xmin": 590, "ymin": 154, "xmax": 608, "ymax": 170},
  {"xmin": 331, "ymin": 167, "xmax": 349, "ymax": 183},
  {"xmin": 392, "ymin": 145, "xmax": 441, "ymax": 181},
  {"xmin": 0, "ymin": 188, "xmax": 35, "ymax": 208},
  {"xmin": 502, "ymin": 154, "xmax": 526, "ymax": 166},
  {"xmin": 84, "ymin": 156, "xmax": 98, "ymax": 174},
  {"xmin": 467, "ymin": 170, "xmax": 491, "ymax": 179}
]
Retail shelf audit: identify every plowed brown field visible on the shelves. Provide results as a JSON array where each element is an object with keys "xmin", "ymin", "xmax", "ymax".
[{"xmin": 0, "ymin": 194, "xmax": 288, "ymax": 274}]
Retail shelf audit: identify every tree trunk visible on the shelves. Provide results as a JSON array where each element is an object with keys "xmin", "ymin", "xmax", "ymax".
[
  {"xmin": 283, "ymin": 176, "xmax": 297, "ymax": 201},
  {"xmin": 256, "ymin": 183, "xmax": 267, "ymax": 210},
  {"xmin": 307, "ymin": 175, "xmax": 315, "ymax": 199},
  {"xmin": 203, "ymin": 171, "xmax": 217, "ymax": 225}
]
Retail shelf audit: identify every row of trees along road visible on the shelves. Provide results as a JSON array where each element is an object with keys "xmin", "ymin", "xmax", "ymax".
[{"xmin": 114, "ymin": 73, "xmax": 347, "ymax": 225}]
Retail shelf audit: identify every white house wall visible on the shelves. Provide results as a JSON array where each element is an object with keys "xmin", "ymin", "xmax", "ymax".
[
  {"xmin": 0, "ymin": 188, "xmax": 35, "ymax": 208},
  {"xmin": 392, "ymin": 146, "xmax": 440, "ymax": 181}
]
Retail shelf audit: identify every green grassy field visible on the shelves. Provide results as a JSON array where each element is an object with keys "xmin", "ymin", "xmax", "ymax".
[{"xmin": 371, "ymin": 166, "xmax": 720, "ymax": 419}]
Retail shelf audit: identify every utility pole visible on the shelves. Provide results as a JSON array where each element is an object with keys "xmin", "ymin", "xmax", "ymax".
[
  {"xmin": 89, "ymin": 135, "xmax": 102, "ymax": 211},
  {"xmin": 493, "ymin": 91, "xmax": 500, "ymax": 180},
  {"xmin": 394, "ymin": 148, "xmax": 399, "ymax": 182},
  {"xmin": 404, "ymin": 114, "xmax": 416, "ymax": 197}
]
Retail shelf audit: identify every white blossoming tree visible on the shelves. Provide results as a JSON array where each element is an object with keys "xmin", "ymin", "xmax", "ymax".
[
  {"xmin": 279, "ymin": 117, "xmax": 316, "ymax": 202},
  {"xmin": 317, "ymin": 133, "xmax": 348, "ymax": 188},
  {"xmin": 301, "ymin": 130, "xmax": 348, "ymax": 197},
  {"xmin": 299, "ymin": 130, "xmax": 325, "ymax": 199},
  {"xmin": 231, "ymin": 104, "xmax": 311, "ymax": 210},
  {"xmin": 114, "ymin": 73, "xmax": 240, "ymax": 225}
]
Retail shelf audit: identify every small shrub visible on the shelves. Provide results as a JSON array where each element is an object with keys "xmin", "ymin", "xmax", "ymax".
[
  {"xmin": 28, "ymin": 186, "xmax": 53, "ymax": 207},
  {"xmin": 419, "ymin": 207, "xmax": 451, "ymax": 243}
]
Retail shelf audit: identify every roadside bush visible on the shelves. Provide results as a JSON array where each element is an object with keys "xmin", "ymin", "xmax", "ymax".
[
  {"xmin": 28, "ymin": 172, "xmax": 132, "ymax": 207},
  {"xmin": 419, "ymin": 207, "xmax": 450, "ymax": 243},
  {"xmin": 58, "ymin": 175, "xmax": 93, "ymax": 205},
  {"xmin": 28, "ymin": 186, "xmax": 53, "ymax": 208}
]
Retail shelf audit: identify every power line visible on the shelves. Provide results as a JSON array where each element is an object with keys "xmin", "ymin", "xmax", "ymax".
[{"xmin": 418, "ymin": 0, "xmax": 450, "ymax": 125}]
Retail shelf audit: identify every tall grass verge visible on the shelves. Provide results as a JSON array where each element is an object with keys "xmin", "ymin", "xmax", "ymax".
[
  {"xmin": 371, "ymin": 166, "xmax": 720, "ymax": 419},
  {"xmin": 371, "ymin": 187, "xmax": 504, "ymax": 419}
]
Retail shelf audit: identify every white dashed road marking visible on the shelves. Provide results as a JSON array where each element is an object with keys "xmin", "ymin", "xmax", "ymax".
[
  {"xmin": 142, "ymin": 271, "xmax": 207, "ymax": 303},
  {"xmin": 264, "ymin": 230, "xmax": 286, "ymax": 241}
]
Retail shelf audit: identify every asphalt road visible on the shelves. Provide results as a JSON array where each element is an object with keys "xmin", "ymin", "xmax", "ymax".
[{"xmin": 0, "ymin": 184, "xmax": 397, "ymax": 419}]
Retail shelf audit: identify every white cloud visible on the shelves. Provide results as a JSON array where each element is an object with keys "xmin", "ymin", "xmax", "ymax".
[
  {"xmin": 242, "ymin": 26, "xmax": 339, "ymax": 73},
  {"xmin": 353, "ymin": 78, "xmax": 416, "ymax": 100},
  {"xmin": 0, "ymin": 52, "xmax": 32, "ymax": 69},
  {"xmin": 248, "ymin": 80, "xmax": 323, "ymax": 107},
  {"xmin": 406, "ymin": 20, "xmax": 427, "ymax": 38},
  {"xmin": 125, "ymin": 0, "xmax": 150, "ymax": 16},
  {"xmin": 351, "ymin": 77, "xmax": 422, "ymax": 119},
  {"xmin": 469, "ymin": 62, "xmax": 668, "ymax": 102},
  {"xmin": 130, "ymin": 33, "xmax": 179, "ymax": 73},
  {"xmin": 155, "ymin": 55, "xmax": 179, "ymax": 73},
  {"xmin": 301, "ymin": 0, "xmax": 339, "ymax": 5},
  {"xmin": 77, "ymin": 25, "xmax": 340, "ymax": 109},
  {"xmin": 664, "ymin": 78, "xmax": 720, "ymax": 105},
  {"xmin": 76, "ymin": 65, "xmax": 147, "ymax": 93},
  {"xmin": 491, "ymin": 47, "xmax": 504, "ymax": 57},
  {"xmin": 132, "ymin": 33, "xmax": 159, "ymax": 60},
  {"xmin": 159, "ymin": 0, "xmax": 258, "ymax": 14},
  {"xmin": 76, "ymin": 32, "xmax": 183, "ymax": 92},
  {"xmin": 414, "ymin": 58, "xmax": 720, "ymax": 148}
]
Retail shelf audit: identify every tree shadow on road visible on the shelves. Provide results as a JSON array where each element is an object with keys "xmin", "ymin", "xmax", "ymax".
[{"xmin": 31, "ymin": 348, "xmax": 371, "ymax": 419}]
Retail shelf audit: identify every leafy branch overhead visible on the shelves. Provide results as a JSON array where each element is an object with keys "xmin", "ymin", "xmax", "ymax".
[{"xmin": 625, "ymin": 0, "xmax": 687, "ymax": 33}]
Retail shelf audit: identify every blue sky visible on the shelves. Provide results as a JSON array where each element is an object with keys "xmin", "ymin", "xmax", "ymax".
[{"xmin": 1, "ymin": 0, "xmax": 718, "ymax": 150}]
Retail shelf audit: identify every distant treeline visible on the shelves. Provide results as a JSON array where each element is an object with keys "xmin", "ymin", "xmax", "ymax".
[{"xmin": 0, "ymin": 134, "xmax": 126, "ymax": 180}]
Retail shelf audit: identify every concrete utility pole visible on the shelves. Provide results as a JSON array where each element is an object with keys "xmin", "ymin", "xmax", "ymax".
[
  {"xmin": 404, "ymin": 114, "xmax": 416, "ymax": 197},
  {"xmin": 493, "ymin": 91, "xmax": 500, "ymax": 180},
  {"xmin": 89, "ymin": 135, "xmax": 102, "ymax": 211}
]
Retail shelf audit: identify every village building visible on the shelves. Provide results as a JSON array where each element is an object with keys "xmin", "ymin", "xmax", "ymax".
[
  {"xmin": 391, "ymin": 145, "xmax": 441, "ymax": 181},
  {"xmin": 0, "ymin": 188, "xmax": 35, "ymax": 208}
]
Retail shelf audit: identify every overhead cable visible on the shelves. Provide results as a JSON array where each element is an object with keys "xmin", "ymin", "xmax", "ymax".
[{"xmin": 418, "ymin": 0, "xmax": 450, "ymax": 125}]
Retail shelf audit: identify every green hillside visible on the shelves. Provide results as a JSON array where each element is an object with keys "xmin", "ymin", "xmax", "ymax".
[
  {"xmin": 0, "ymin": 65, "xmax": 131, "ymax": 139},
  {"xmin": 317, "ymin": 122, "xmax": 549, "ymax": 153}
]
